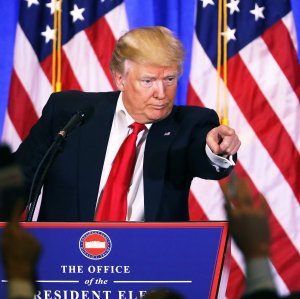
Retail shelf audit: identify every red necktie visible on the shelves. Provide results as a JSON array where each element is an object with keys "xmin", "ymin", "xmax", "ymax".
[{"xmin": 94, "ymin": 122, "xmax": 146, "ymax": 221}]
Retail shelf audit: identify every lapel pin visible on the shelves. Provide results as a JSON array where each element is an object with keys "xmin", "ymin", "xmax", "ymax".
[{"xmin": 164, "ymin": 132, "xmax": 171, "ymax": 136}]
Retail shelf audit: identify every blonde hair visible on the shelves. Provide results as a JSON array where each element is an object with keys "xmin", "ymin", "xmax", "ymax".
[{"xmin": 110, "ymin": 26, "xmax": 185, "ymax": 75}]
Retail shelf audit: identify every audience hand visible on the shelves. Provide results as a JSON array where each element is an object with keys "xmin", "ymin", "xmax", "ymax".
[
  {"xmin": 221, "ymin": 175, "xmax": 270, "ymax": 260},
  {"xmin": 1, "ymin": 202, "xmax": 41, "ymax": 281}
]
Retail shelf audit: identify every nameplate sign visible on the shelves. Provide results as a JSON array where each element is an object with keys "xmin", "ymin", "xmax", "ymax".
[{"xmin": 0, "ymin": 222, "xmax": 228, "ymax": 298}]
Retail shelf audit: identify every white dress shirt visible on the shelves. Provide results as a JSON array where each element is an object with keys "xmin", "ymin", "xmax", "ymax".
[{"xmin": 97, "ymin": 93, "xmax": 235, "ymax": 221}]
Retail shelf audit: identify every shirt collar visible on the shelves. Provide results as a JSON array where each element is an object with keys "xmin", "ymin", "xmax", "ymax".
[{"xmin": 116, "ymin": 93, "xmax": 151, "ymax": 130}]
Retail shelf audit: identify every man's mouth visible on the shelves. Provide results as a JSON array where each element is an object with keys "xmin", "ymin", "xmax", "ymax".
[{"xmin": 152, "ymin": 104, "xmax": 167, "ymax": 110}]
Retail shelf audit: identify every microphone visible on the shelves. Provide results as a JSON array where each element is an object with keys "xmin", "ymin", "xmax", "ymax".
[{"xmin": 57, "ymin": 107, "xmax": 94, "ymax": 139}]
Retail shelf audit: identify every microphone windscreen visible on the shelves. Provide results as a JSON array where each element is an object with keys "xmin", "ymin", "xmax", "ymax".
[{"xmin": 78, "ymin": 106, "xmax": 94, "ymax": 124}]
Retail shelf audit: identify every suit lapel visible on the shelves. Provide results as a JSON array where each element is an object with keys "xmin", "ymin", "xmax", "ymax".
[
  {"xmin": 77, "ymin": 92, "xmax": 119, "ymax": 221},
  {"xmin": 143, "ymin": 108, "xmax": 179, "ymax": 221}
]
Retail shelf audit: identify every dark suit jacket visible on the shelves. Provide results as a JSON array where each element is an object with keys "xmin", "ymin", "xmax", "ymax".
[{"xmin": 15, "ymin": 91, "xmax": 234, "ymax": 221}]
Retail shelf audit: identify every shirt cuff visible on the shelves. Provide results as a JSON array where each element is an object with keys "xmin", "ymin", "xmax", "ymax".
[
  {"xmin": 8, "ymin": 279, "xmax": 35, "ymax": 299},
  {"xmin": 245, "ymin": 257, "xmax": 276, "ymax": 296},
  {"xmin": 205, "ymin": 144, "xmax": 235, "ymax": 172}
]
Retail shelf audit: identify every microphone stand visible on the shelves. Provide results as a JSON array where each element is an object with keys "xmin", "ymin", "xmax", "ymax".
[{"xmin": 25, "ymin": 135, "xmax": 64, "ymax": 221}]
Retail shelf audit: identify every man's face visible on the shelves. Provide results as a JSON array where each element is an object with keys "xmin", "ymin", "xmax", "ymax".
[{"xmin": 114, "ymin": 61, "xmax": 179, "ymax": 124}]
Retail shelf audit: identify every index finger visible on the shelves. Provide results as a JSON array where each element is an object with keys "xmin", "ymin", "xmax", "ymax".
[
  {"xmin": 9, "ymin": 200, "xmax": 24, "ymax": 225},
  {"xmin": 220, "ymin": 173, "xmax": 237, "ymax": 201},
  {"xmin": 221, "ymin": 173, "xmax": 254, "ymax": 208},
  {"xmin": 218, "ymin": 125, "xmax": 235, "ymax": 137}
]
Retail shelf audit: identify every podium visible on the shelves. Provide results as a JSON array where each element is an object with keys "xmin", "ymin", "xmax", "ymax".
[{"xmin": 0, "ymin": 222, "xmax": 228, "ymax": 298}]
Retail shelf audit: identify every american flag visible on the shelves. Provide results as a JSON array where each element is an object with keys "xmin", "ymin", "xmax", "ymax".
[
  {"xmin": 1, "ymin": 0, "xmax": 300, "ymax": 298},
  {"xmin": 188, "ymin": 0, "xmax": 300, "ymax": 298}
]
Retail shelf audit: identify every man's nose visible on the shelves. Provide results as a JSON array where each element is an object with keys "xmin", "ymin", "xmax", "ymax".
[{"xmin": 153, "ymin": 80, "xmax": 166, "ymax": 99}]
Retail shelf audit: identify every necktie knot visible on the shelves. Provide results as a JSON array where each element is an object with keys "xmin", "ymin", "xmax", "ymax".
[{"xmin": 130, "ymin": 122, "xmax": 146, "ymax": 135}]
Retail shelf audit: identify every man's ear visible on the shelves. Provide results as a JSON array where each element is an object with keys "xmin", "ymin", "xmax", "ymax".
[{"xmin": 113, "ymin": 72, "xmax": 125, "ymax": 91}]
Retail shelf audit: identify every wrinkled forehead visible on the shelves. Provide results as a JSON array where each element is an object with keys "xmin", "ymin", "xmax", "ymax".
[{"xmin": 123, "ymin": 60, "xmax": 180, "ymax": 77}]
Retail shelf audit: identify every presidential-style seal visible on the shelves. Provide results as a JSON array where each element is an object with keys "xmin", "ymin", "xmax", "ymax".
[{"xmin": 79, "ymin": 230, "xmax": 112, "ymax": 260}]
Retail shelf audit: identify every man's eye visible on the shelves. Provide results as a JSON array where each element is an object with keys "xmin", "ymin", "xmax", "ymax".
[
  {"xmin": 141, "ymin": 79, "xmax": 153, "ymax": 87},
  {"xmin": 164, "ymin": 77, "xmax": 177, "ymax": 86}
]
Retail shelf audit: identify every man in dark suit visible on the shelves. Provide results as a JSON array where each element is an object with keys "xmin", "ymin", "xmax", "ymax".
[{"xmin": 15, "ymin": 26, "xmax": 241, "ymax": 222}]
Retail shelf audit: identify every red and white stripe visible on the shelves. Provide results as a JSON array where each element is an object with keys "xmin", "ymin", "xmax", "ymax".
[{"xmin": 188, "ymin": 11, "xmax": 300, "ymax": 299}]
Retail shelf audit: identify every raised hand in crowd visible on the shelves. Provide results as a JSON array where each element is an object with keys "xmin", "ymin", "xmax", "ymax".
[{"xmin": 1, "ymin": 202, "xmax": 41, "ymax": 299}]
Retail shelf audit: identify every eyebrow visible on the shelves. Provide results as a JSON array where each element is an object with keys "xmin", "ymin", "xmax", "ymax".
[
  {"xmin": 140, "ymin": 75, "xmax": 157, "ymax": 79},
  {"xmin": 141, "ymin": 73, "xmax": 178, "ymax": 79}
]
